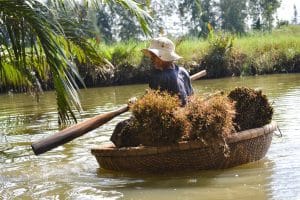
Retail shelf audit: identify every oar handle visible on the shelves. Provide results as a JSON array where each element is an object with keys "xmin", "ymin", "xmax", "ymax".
[
  {"xmin": 31, "ymin": 105, "xmax": 129, "ymax": 155},
  {"xmin": 190, "ymin": 70, "xmax": 206, "ymax": 81}
]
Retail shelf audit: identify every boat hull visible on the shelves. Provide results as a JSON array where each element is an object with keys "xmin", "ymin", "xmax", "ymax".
[{"xmin": 91, "ymin": 122, "xmax": 277, "ymax": 173}]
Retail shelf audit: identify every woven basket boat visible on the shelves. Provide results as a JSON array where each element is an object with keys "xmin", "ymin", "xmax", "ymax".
[{"xmin": 91, "ymin": 121, "xmax": 277, "ymax": 173}]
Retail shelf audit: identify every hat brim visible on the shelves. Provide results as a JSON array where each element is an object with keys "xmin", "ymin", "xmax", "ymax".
[{"xmin": 142, "ymin": 48, "xmax": 182, "ymax": 62}]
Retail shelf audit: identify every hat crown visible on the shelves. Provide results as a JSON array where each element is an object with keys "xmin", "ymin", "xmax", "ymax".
[
  {"xmin": 149, "ymin": 37, "xmax": 175, "ymax": 52},
  {"xmin": 142, "ymin": 37, "xmax": 182, "ymax": 62}
]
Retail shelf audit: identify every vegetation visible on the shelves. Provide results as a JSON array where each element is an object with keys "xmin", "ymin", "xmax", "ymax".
[
  {"xmin": 199, "ymin": 26, "xmax": 235, "ymax": 78},
  {"xmin": 76, "ymin": 25, "xmax": 300, "ymax": 85},
  {"xmin": 110, "ymin": 118, "xmax": 141, "ymax": 147},
  {"xmin": 112, "ymin": 88, "xmax": 272, "ymax": 150},
  {"xmin": 98, "ymin": 0, "xmax": 282, "ymax": 40},
  {"xmin": 0, "ymin": 0, "xmax": 151, "ymax": 123},
  {"xmin": 184, "ymin": 94, "xmax": 235, "ymax": 155},
  {"xmin": 2, "ymin": 21, "xmax": 299, "ymax": 97},
  {"xmin": 130, "ymin": 90, "xmax": 189, "ymax": 146},
  {"xmin": 228, "ymin": 87, "xmax": 273, "ymax": 131},
  {"xmin": 0, "ymin": 0, "xmax": 298, "ymax": 124},
  {"xmin": 184, "ymin": 95, "xmax": 235, "ymax": 142}
]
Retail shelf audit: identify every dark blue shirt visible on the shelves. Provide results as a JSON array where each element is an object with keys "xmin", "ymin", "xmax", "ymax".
[{"xmin": 149, "ymin": 65, "xmax": 193, "ymax": 105}]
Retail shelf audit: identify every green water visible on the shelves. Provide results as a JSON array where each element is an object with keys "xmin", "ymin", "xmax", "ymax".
[{"xmin": 1, "ymin": 74, "xmax": 300, "ymax": 199}]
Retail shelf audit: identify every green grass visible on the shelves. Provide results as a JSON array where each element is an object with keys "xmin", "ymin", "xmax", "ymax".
[
  {"xmin": 176, "ymin": 38, "xmax": 209, "ymax": 64},
  {"xmin": 236, "ymin": 32, "xmax": 300, "ymax": 56},
  {"xmin": 94, "ymin": 25, "xmax": 300, "ymax": 75},
  {"xmin": 2, "ymin": 25, "xmax": 299, "ymax": 91}
]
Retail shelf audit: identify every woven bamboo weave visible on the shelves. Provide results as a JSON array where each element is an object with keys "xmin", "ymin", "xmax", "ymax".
[{"xmin": 91, "ymin": 121, "xmax": 277, "ymax": 173}]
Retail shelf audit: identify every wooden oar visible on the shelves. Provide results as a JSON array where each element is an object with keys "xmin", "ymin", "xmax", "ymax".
[{"xmin": 31, "ymin": 70, "xmax": 207, "ymax": 155}]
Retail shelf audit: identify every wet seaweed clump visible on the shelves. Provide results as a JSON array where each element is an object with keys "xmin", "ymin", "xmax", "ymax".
[
  {"xmin": 110, "ymin": 118, "xmax": 141, "ymax": 148},
  {"xmin": 184, "ymin": 94, "xmax": 236, "ymax": 149},
  {"xmin": 228, "ymin": 87, "xmax": 273, "ymax": 131},
  {"xmin": 130, "ymin": 90, "xmax": 189, "ymax": 146}
]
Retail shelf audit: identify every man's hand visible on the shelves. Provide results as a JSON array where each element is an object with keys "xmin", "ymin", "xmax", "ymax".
[{"xmin": 128, "ymin": 97, "xmax": 137, "ymax": 106}]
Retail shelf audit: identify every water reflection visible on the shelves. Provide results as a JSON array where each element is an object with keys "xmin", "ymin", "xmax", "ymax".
[
  {"xmin": 1, "ymin": 74, "xmax": 300, "ymax": 199},
  {"xmin": 94, "ymin": 159, "xmax": 275, "ymax": 200}
]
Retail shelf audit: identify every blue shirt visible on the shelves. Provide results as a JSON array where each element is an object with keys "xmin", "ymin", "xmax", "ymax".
[{"xmin": 149, "ymin": 65, "xmax": 193, "ymax": 105}]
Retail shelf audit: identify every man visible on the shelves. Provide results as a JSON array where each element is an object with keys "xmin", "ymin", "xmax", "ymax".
[
  {"xmin": 142, "ymin": 37, "xmax": 193, "ymax": 105},
  {"xmin": 111, "ymin": 37, "xmax": 194, "ymax": 147}
]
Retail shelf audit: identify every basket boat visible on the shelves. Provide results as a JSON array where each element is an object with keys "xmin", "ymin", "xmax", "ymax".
[{"xmin": 91, "ymin": 121, "xmax": 277, "ymax": 173}]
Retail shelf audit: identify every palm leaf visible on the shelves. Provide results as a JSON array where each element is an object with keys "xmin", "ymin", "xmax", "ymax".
[
  {"xmin": 0, "ymin": 0, "xmax": 152, "ymax": 124},
  {"xmin": 0, "ymin": 0, "xmax": 82, "ymax": 123},
  {"xmin": 0, "ymin": 62, "xmax": 31, "ymax": 87}
]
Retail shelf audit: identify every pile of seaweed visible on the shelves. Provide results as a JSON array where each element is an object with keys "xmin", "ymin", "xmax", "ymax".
[
  {"xmin": 183, "ymin": 94, "xmax": 236, "ymax": 153},
  {"xmin": 130, "ymin": 90, "xmax": 189, "ymax": 146},
  {"xmin": 111, "ymin": 87, "xmax": 273, "ymax": 149},
  {"xmin": 228, "ymin": 87, "xmax": 274, "ymax": 131}
]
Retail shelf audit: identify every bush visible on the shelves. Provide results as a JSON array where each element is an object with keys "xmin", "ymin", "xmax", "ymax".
[
  {"xmin": 201, "ymin": 30, "xmax": 235, "ymax": 78},
  {"xmin": 228, "ymin": 87, "xmax": 273, "ymax": 131},
  {"xmin": 130, "ymin": 90, "xmax": 189, "ymax": 146}
]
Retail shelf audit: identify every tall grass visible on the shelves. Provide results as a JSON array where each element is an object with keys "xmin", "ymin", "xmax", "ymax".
[
  {"xmin": 235, "ymin": 28, "xmax": 300, "ymax": 74},
  {"xmin": 91, "ymin": 25, "xmax": 300, "ymax": 83},
  {"xmin": 3, "ymin": 26, "xmax": 299, "ymax": 91}
]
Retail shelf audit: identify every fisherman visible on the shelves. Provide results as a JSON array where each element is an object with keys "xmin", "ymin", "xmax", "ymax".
[
  {"xmin": 142, "ymin": 37, "xmax": 193, "ymax": 106},
  {"xmin": 111, "ymin": 37, "xmax": 194, "ymax": 147}
]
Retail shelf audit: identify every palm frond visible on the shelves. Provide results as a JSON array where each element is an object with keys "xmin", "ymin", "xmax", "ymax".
[
  {"xmin": 113, "ymin": 0, "xmax": 152, "ymax": 35},
  {"xmin": 0, "ymin": 0, "xmax": 152, "ymax": 124},
  {"xmin": 0, "ymin": 62, "xmax": 31, "ymax": 87},
  {"xmin": 0, "ymin": 0, "xmax": 82, "ymax": 123}
]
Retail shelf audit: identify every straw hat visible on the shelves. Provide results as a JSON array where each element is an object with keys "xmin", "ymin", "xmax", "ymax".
[{"xmin": 142, "ymin": 37, "xmax": 182, "ymax": 62}]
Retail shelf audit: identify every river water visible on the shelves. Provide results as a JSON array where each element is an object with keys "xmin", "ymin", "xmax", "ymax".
[{"xmin": 1, "ymin": 74, "xmax": 300, "ymax": 200}]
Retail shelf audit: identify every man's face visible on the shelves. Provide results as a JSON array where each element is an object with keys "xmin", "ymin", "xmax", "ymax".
[{"xmin": 149, "ymin": 52, "xmax": 169, "ymax": 70}]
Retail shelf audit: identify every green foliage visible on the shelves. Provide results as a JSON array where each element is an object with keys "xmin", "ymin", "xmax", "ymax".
[
  {"xmin": 207, "ymin": 27, "xmax": 234, "ymax": 55},
  {"xmin": 260, "ymin": 0, "xmax": 281, "ymax": 31},
  {"xmin": 238, "ymin": 27, "xmax": 300, "ymax": 74},
  {"xmin": 96, "ymin": 5, "xmax": 114, "ymax": 43},
  {"xmin": 174, "ymin": 38, "xmax": 208, "ymax": 65},
  {"xmin": 130, "ymin": 90, "xmax": 189, "ymax": 146},
  {"xmin": 178, "ymin": 0, "xmax": 218, "ymax": 37},
  {"xmin": 68, "ymin": 26, "xmax": 300, "ymax": 84},
  {"xmin": 113, "ymin": 0, "xmax": 152, "ymax": 35},
  {"xmin": 0, "ymin": 0, "xmax": 83, "ymax": 124},
  {"xmin": 219, "ymin": 0, "xmax": 247, "ymax": 33},
  {"xmin": 0, "ymin": 63, "xmax": 31, "ymax": 88},
  {"xmin": 198, "ymin": 0, "xmax": 218, "ymax": 37},
  {"xmin": 179, "ymin": 0, "xmax": 202, "ymax": 36},
  {"xmin": 148, "ymin": 1, "xmax": 179, "ymax": 36},
  {"xmin": 201, "ymin": 27, "xmax": 236, "ymax": 78},
  {"xmin": 228, "ymin": 87, "xmax": 273, "ymax": 131},
  {"xmin": 248, "ymin": 0, "xmax": 280, "ymax": 31},
  {"xmin": 111, "ymin": 43, "xmax": 138, "ymax": 66},
  {"xmin": 115, "ymin": 4, "xmax": 144, "ymax": 41},
  {"xmin": 0, "ymin": 0, "xmax": 152, "ymax": 123}
]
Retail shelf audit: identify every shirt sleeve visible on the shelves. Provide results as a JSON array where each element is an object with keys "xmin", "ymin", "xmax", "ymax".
[{"xmin": 178, "ymin": 66, "xmax": 194, "ymax": 96}]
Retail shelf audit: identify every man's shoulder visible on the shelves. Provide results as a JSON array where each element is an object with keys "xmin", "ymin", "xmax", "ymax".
[{"xmin": 176, "ymin": 65, "xmax": 189, "ymax": 76}]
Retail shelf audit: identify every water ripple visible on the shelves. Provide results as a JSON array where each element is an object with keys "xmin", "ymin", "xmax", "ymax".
[{"xmin": 1, "ymin": 74, "xmax": 300, "ymax": 199}]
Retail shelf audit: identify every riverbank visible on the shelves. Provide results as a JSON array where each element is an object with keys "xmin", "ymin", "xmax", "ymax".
[
  {"xmin": 1, "ymin": 25, "xmax": 300, "ymax": 93},
  {"xmin": 82, "ymin": 25, "xmax": 300, "ymax": 87}
]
